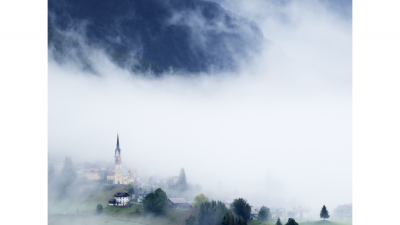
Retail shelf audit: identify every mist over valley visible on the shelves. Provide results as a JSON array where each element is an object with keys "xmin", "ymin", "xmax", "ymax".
[{"xmin": 48, "ymin": 1, "xmax": 352, "ymax": 225}]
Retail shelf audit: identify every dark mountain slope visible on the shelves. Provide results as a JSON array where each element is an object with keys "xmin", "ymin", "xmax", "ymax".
[{"xmin": 48, "ymin": 0, "xmax": 266, "ymax": 74}]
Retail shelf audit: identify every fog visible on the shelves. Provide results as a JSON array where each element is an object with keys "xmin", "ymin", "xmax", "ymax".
[{"xmin": 48, "ymin": 0, "xmax": 351, "ymax": 219}]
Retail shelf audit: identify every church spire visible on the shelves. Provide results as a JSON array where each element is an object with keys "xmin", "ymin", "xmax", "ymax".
[{"xmin": 115, "ymin": 134, "xmax": 121, "ymax": 156}]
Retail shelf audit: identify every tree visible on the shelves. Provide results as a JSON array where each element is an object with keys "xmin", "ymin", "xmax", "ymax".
[
  {"xmin": 198, "ymin": 201, "xmax": 213, "ymax": 225},
  {"xmin": 213, "ymin": 201, "xmax": 228, "ymax": 225},
  {"xmin": 276, "ymin": 217, "xmax": 282, "ymax": 225},
  {"xmin": 175, "ymin": 168, "xmax": 188, "ymax": 191},
  {"xmin": 96, "ymin": 204, "xmax": 103, "ymax": 214},
  {"xmin": 320, "ymin": 205, "xmax": 330, "ymax": 220},
  {"xmin": 258, "ymin": 207, "xmax": 269, "ymax": 221},
  {"xmin": 285, "ymin": 218, "xmax": 298, "ymax": 225},
  {"xmin": 222, "ymin": 211, "xmax": 236, "ymax": 225},
  {"xmin": 186, "ymin": 215, "xmax": 197, "ymax": 225},
  {"xmin": 231, "ymin": 198, "xmax": 251, "ymax": 222},
  {"xmin": 194, "ymin": 194, "xmax": 209, "ymax": 207},
  {"xmin": 153, "ymin": 188, "xmax": 168, "ymax": 214},
  {"xmin": 143, "ymin": 193, "xmax": 156, "ymax": 213},
  {"xmin": 143, "ymin": 188, "xmax": 168, "ymax": 215},
  {"xmin": 62, "ymin": 157, "xmax": 76, "ymax": 183},
  {"xmin": 58, "ymin": 157, "xmax": 76, "ymax": 199},
  {"xmin": 128, "ymin": 187, "xmax": 134, "ymax": 195}
]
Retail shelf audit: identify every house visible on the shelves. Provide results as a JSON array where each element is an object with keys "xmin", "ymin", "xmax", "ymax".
[
  {"xmin": 107, "ymin": 172, "xmax": 115, "ymax": 181},
  {"xmin": 291, "ymin": 206, "xmax": 310, "ymax": 219},
  {"xmin": 168, "ymin": 198, "xmax": 192, "ymax": 209},
  {"xmin": 270, "ymin": 208, "xmax": 287, "ymax": 221},
  {"xmin": 136, "ymin": 190, "xmax": 149, "ymax": 203},
  {"xmin": 85, "ymin": 168, "xmax": 100, "ymax": 180},
  {"xmin": 109, "ymin": 192, "xmax": 131, "ymax": 206},
  {"xmin": 333, "ymin": 204, "xmax": 352, "ymax": 220},
  {"xmin": 250, "ymin": 206, "xmax": 262, "ymax": 220}
]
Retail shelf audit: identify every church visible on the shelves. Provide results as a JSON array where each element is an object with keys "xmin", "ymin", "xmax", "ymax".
[{"xmin": 108, "ymin": 134, "xmax": 134, "ymax": 185}]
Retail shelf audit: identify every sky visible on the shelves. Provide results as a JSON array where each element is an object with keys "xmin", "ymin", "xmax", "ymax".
[{"xmin": 48, "ymin": 0, "xmax": 352, "ymax": 217}]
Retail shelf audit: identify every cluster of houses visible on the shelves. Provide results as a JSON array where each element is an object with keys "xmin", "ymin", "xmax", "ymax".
[{"xmin": 108, "ymin": 190, "xmax": 194, "ymax": 209}]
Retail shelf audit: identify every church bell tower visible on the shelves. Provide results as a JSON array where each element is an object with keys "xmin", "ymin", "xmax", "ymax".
[{"xmin": 115, "ymin": 134, "xmax": 121, "ymax": 172}]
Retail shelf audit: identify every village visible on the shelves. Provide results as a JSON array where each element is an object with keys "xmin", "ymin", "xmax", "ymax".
[{"xmin": 48, "ymin": 135, "xmax": 352, "ymax": 225}]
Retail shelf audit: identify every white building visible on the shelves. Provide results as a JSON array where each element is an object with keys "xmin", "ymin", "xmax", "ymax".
[
  {"xmin": 109, "ymin": 192, "xmax": 131, "ymax": 206},
  {"xmin": 270, "ymin": 207, "xmax": 287, "ymax": 221}
]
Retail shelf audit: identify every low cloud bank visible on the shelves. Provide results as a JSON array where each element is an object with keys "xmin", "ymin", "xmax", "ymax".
[{"xmin": 48, "ymin": 0, "xmax": 351, "ymax": 218}]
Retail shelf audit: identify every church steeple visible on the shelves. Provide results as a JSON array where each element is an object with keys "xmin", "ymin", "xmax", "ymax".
[
  {"xmin": 114, "ymin": 133, "xmax": 122, "ymax": 173},
  {"xmin": 115, "ymin": 134, "xmax": 121, "ymax": 156}
]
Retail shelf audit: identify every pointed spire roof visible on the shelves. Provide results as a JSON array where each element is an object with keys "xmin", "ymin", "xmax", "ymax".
[{"xmin": 115, "ymin": 134, "xmax": 121, "ymax": 156}]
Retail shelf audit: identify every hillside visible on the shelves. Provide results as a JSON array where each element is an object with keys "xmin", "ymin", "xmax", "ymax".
[{"xmin": 48, "ymin": 0, "xmax": 266, "ymax": 74}]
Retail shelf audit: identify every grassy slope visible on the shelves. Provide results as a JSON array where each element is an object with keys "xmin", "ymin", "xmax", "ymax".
[
  {"xmin": 300, "ymin": 220, "xmax": 352, "ymax": 225},
  {"xmin": 50, "ymin": 186, "xmax": 200, "ymax": 225},
  {"xmin": 249, "ymin": 220, "xmax": 352, "ymax": 225},
  {"xmin": 103, "ymin": 207, "xmax": 198, "ymax": 225},
  {"xmin": 49, "ymin": 186, "xmax": 127, "ymax": 214},
  {"xmin": 49, "ymin": 214, "xmax": 143, "ymax": 225}
]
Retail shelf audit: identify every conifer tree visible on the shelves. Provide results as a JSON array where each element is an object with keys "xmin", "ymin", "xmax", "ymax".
[
  {"xmin": 186, "ymin": 215, "xmax": 197, "ymax": 225},
  {"xmin": 175, "ymin": 168, "xmax": 188, "ymax": 191},
  {"xmin": 62, "ymin": 157, "xmax": 76, "ymax": 184},
  {"xmin": 231, "ymin": 198, "xmax": 251, "ymax": 222},
  {"xmin": 213, "ymin": 201, "xmax": 228, "ymax": 225},
  {"xmin": 286, "ymin": 218, "xmax": 298, "ymax": 225},
  {"xmin": 276, "ymin": 217, "xmax": 282, "ymax": 225},
  {"xmin": 320, "ymin": 205, "xmax": 330, "ymax": 220},
  {"xmin": 222, "ymin": 212, "xmax": 230, "ymax": 225}
]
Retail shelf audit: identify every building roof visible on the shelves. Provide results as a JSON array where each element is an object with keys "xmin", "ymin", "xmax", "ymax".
[
  {"xmin": 251, "ymin": 206, "xmax": 262, "ymax": 215},
  {"xmin": 114, "ymin": 192, "xmax": 130, "ymax": 197},
  {"xmin": 107, "ymin": 173, "xmax": 115, "ymax": 176},
  {"xmin": 119, "ymin": 168, "xmax": 130, "ymax": 177},
  {"xmin": 168, "ymin": 198, "xmax": 188, "ymax": 204},
  {"xmin": 137, "ymin": 190, "xmax": 148, "ymax": 195},
  {"xmin": 115, "ymin": 134, "xmax": 121, "ymax": 156}
]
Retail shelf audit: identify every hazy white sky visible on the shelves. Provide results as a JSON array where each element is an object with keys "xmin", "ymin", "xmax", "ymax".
[{"xmin": 48, "ymin": 0, "xmax": 351, "ymax": 217}]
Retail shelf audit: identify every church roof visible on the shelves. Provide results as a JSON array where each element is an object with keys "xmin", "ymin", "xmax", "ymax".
[
  {"xmin": 119, "ymin": 167, "xmax": 130, "ymax": 177},
  {"xmin": 115, "ymin": 134, "xmax": 121, "ymax": 156}
]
